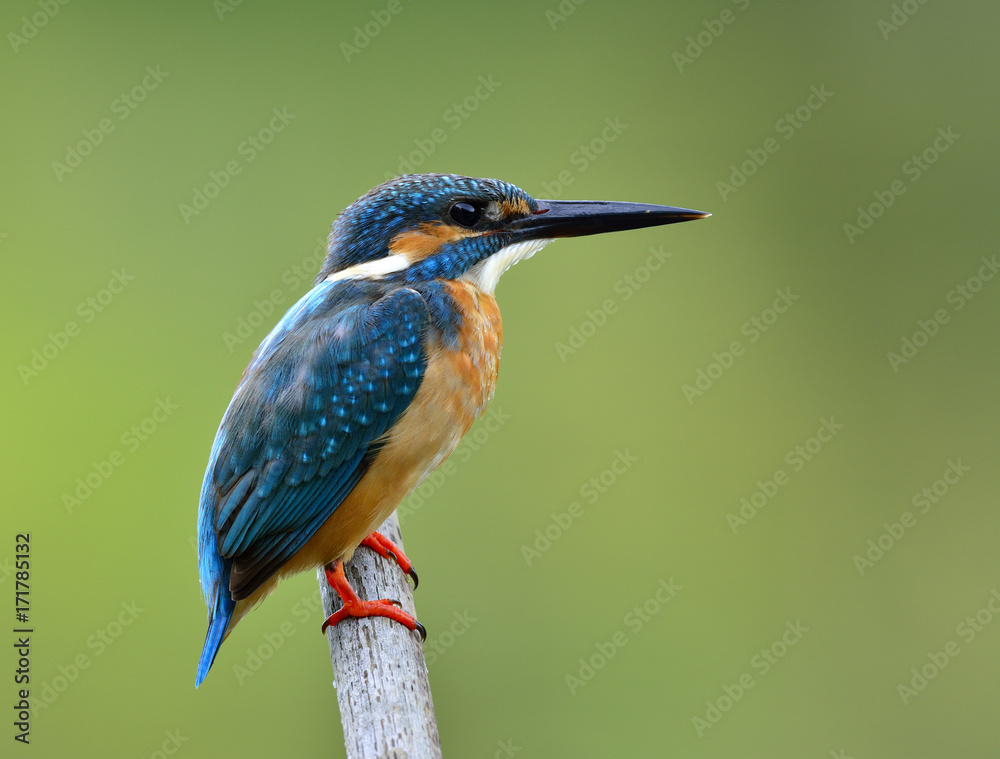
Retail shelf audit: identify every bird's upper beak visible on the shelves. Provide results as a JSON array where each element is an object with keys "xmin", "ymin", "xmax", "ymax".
[{"xmin": 508, "ymin": 199, "xmax": 710, "ymax": 240}]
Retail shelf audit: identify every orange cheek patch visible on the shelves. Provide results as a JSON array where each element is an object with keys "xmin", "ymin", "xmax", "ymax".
[{"xmin": 389, "ymin": 222, "xmax": 477, "ymax": 263}]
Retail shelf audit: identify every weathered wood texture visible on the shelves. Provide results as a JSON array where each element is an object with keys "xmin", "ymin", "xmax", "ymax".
[{"xmin": 318, "ymin": 513, "xmax": 441, "ymax": 759}]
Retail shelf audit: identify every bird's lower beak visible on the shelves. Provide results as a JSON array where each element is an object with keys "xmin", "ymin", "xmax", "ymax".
[{"xmin": 509, "ymin": 199, "xmax": 710, "ymax": 239}]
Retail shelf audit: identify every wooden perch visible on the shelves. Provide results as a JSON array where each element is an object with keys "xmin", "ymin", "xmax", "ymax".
[{"xmin": 318, "ymin": 513, "xmax": 442, "ymax": 759}]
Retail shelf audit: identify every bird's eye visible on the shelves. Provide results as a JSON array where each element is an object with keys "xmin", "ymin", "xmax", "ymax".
[{"xmin": 448, "ymin": 201, "xmax": 482, "ymax": 228}]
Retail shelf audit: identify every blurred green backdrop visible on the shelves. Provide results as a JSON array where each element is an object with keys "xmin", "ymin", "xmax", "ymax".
[{"xmin": 3, "ymin": 1, "xmax": 999, "ymax": 757}]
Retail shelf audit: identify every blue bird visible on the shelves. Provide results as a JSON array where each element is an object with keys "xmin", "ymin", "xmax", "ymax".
[{"xmin": 195, "ymin": 173, "xmax": 708, "ymax": 686}]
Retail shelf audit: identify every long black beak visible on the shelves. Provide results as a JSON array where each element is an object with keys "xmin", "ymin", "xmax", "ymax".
[{"xmin": 509, "ymin": 199, "xmax": 710, "ymax": 239}]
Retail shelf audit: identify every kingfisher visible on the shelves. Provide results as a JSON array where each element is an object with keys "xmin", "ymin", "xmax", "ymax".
[{"xmin": 195, "ymin": 173, "xmax": 708, "ymax": 686}]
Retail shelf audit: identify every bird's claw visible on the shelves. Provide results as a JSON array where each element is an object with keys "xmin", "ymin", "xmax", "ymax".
[
  {"xmin": 360, "ymin": 531, "xmax": 419, "ymax": 591},
  {"xmin": 322, "ymin": 560, "xmax": 426, "ymax": 639},
  {"xmin": 321, "ymin": 597, "xmax": 425, "ymax": 639}
]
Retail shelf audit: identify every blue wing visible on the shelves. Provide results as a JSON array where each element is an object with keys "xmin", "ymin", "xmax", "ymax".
[{"xmin": 197, "ymin": 280, "xmax": 428, "ymax": 629}]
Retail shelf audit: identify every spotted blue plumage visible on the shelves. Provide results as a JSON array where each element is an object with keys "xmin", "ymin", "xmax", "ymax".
[{"xmin": 196, "ymin": 280, "xmax": 428, "ymax": 685}]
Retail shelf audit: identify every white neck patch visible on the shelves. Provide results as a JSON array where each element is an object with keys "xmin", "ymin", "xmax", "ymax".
[
  {"xmin": 460, "ymin": 238, "xmax": 554, "ymax": 294},
  {"xmin": 324, "ymin": 253, "xmax": 411, "ymax": 284}
]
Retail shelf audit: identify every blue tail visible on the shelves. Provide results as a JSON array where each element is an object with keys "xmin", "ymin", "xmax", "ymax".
[{"xmin": 196, "ymin": 583, "xmax": 235, "ymax": 688}]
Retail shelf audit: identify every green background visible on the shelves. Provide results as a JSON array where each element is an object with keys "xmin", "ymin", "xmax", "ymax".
[{"xmin": 3, "ymin": 1, "xmax": 999, "ymax": 757}]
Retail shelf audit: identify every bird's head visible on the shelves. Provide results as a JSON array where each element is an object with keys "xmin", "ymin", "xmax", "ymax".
[{"xmin": 319, "ymin": 173, "xmax": 708, "ymax": 293}]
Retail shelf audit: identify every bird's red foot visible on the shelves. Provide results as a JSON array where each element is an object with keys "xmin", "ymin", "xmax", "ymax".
[
  {"xmin": 360, "ymin": 531, "xmax": 419, "ymax": 590},
  {"xmin": 321, "ymin": 560, "xmax": 426, "ymax": 640}
]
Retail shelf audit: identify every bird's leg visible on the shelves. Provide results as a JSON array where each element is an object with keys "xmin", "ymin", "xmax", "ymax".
[
  {"xmin": 322, "ymin": 560, "xmax": 426, "ymax": 640},
  {"xmin": 359, "ymin": 531, "xmax": 419, "ymax": 590}
]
